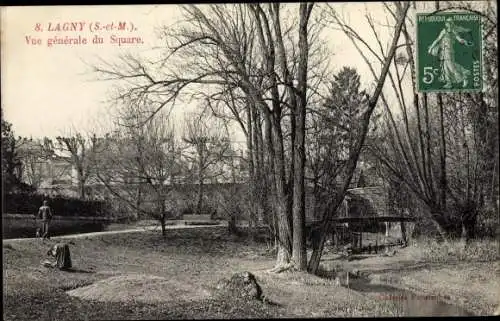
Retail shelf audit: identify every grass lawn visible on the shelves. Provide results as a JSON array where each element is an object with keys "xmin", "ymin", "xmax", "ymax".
[{"xmin": 3, "ymin": 227, "xmax": 498, "ymax": 319}]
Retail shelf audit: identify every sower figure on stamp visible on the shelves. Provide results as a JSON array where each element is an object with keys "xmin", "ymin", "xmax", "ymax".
[
  {"xmin": 37, "ymin": 200, "xmax": 53, "ymax": 240},
  {"xmin": 427, "ymin": 17, "xmax": 473, "ymax": 89}
]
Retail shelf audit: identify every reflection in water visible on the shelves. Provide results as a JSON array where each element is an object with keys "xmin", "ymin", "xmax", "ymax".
[{"xmin": 346, "ymin": 277, "xmax": 474, "ymax": 316}]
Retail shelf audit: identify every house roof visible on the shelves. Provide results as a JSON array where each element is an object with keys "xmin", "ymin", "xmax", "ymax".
[
  {"xmin": 53, "ymin": 149, "xmax": 71, "ymax": 158},
  {"xmin": 343, "ymin": 186, "xmax": 388, "ymax": 218},
  {"xmin": 349, "ymin": 161, "xmax": 384, "ymax": 188}
]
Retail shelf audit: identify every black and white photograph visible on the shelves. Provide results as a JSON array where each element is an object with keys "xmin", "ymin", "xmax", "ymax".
[{"xmin": 1, "ymin": 1, "xmax": 498, "ymax": 319}]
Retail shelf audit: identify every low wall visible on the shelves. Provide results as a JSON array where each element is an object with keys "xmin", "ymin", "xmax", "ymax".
[
  {"xmin": 182, "ymin": 214, "xmax": 220, "ymax": 226},
  {"xmin": 2, "ymin": 214, "xmax": 113, "ymax": 239},
  {"xmin": 183, "ymin": 214, "xmax": 212, "ymax": 221}
]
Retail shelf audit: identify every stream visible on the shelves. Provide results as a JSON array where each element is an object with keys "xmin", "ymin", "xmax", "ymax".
[{"xmin": 346, "ymin": 275, "xmax": 474, "ymax": 316}]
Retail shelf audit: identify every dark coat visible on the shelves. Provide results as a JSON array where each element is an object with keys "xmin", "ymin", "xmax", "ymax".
[{"xmin": 47, "ymin": 243, "xmax": 72, "ymax": 270}]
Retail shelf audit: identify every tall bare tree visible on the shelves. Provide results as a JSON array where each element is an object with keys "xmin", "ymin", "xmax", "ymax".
[
  {"xmin": 92, "ymin": 3, "xmax": 408, "ymax": 273},
  {"xmin": 97, "ymin": 103, "xmax": 181, "ymax": 237},
  {"xmin": 55, "ymin": 131, "xmax": 104, "ymax": 199},
  {"xmin": 17, "ymin": 137, "xmax": 56, "ymax": 189},
  {"xmin": 361, "ymin": 1, "xmax": 497, "ymax": 240},
  {"xmin": 92, "ymin": 3, "xmax": 317, "ymax": 271},
  {"xmin": 181, "ymin": 110, "xmax": 231, "ymax": 215}
]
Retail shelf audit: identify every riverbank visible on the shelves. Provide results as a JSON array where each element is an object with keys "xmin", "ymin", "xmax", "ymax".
[{"xmin": 320, "ymin": 239, "xmax": 499, "ymax": 316}]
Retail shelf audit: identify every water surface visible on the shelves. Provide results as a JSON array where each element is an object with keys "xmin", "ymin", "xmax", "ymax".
[{"xmin": 346, "ymin": 276, "xmax": 474, "ymax": 316}]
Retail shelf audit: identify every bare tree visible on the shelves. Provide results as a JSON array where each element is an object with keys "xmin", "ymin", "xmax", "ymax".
[
  {"xmin": 209, "ymin": 157, "xmax": 248, "ymax": 236},
  {"xmin": 54, "ymin": 131, "xmax": 104, "ymax": 200},
  {"xmin": 181, "ymin": 110, "xmax": 231, "ymax": 215},
  {"xmin": 17, "ymin": 137, "xmax": 57, "ymax": 189},
  {"xmin": 92, "ymin": 3, "xmax": 407, "ymax": 273},
  {"xmin": 97, "ymin": 103, "xmax": 181, "ymax": 238},
  {"xmin": 92, "ymin": 3, "xmax": 314, "ymax": 271},
  {"xmin": 359, "ymin": 1, "xmax": 497, "ymax": 240}
]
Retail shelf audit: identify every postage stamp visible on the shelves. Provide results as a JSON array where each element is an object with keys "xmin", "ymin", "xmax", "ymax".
[{"xmin": 416, "ymin": 12, "xmax": 483, "ymax": 93}]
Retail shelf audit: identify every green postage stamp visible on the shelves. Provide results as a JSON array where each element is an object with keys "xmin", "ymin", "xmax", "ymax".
[{"xmin": 416, "ymin": 12, "xmax": 483, "ymax": 93}]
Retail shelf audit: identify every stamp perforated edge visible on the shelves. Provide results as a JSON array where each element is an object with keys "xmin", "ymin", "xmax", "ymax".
[{"xmin": 415, "ymin": 11, "xmax": 484, "ymax": 94}]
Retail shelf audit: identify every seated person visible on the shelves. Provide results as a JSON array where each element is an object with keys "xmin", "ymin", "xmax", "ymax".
[{"xmin": 42, "ymin": 243, "xmax": 72, "ymax": 270}]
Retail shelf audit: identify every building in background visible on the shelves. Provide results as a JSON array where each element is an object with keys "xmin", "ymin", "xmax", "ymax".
[{"xmin": 17, "ymin": 139, "xmax": 75, "ymax": 196}]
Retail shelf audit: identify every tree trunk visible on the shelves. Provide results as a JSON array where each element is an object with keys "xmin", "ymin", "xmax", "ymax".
[
  {"xmin": 160, "ymin": 212, "xmax": 167, "ymax": 239},
  {"xmin": 308, "ymin": 218, "xmax": 331, "ymax": 273},
  {"xmin": 262, "ymin": 107, "xmax": 278, "ymax": 249},
  {"xmin": 429, "ymin": 208, "xmax": 462, "ymax": 240},
  {"xmin": 256, "ymin": 104, "xmax": 273, "ymax": 241},
  {"xmin": 437, "ymin": 93, "xmax": 447, "ymax": 211},
  {"xmin": 435, "ymin": 0, "xmax": 447, "ymax": 215},
  {"xmin": 269, "ymin": 111, "xmax": 293, "ymax": 269},
  {"xmin": 247, "ymin": 101, "xmax": 258, "ymax": 239},
  {"xmin": 197, "ymin": 174, "xmax": 204, "ymax": 215},
  {"xmin": 257, "ymin": 121, "xmax": 270, "ymax": 228},
  {"xmin": 400, "ymin": 221, "xmax": 407, "ymax": 246},
  {"xmin": 135, "ymin": 185, "xmax": 142, "ymax": 221},
  {"xmin": 461, "ymin": 208, "xmax": 478, "ymax": 243},
  {"xmin": 273, "ymin": 155, "xmax": 293, "ymax": 268},
  {"xmin": 291, "ymin": 3, "xmax": 310, "ymax": 271},
  {"xmin": 78, "ymin": 180, "xmax": 85, "ymax": 200},
  {"xmin": 228, "ymin": 212, "xmax": 239, "ymax": 235},
  {"xmin": 275, "ymin": 192, "xmax": 292, "ymax": 269}
]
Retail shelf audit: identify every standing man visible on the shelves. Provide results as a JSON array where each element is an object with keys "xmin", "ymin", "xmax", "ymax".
[{"xmin": 37, "ymin": 200, "xmax": 53, "ymax": 240}]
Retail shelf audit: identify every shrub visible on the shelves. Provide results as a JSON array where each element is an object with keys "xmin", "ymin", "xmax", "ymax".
[
  {"xmin": 411, "ymin": 237, "xmax": 499, "ymax": 262},
  {"xmin": 476, "ymin": 207, "xmax": 498, "ymax": 238},
  {"xmin": 179, "ymin": 204, "xmax": 217, "ymax": 216},
  {"xmin": 2, "ymin": 216, "xmax": 107, "ymax": 239},
  {"xmin": 185, "ymin": 221, "xmax": 220, "ymax": 226},
  {"xmin": 4, "ymin": 192, "xmax": 110, "ymax": 218}
]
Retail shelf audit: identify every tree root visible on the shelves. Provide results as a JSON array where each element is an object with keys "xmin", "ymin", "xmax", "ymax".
[{"xmin": 268, "ymin": 263, "xmax": 297, "ymax": 274}]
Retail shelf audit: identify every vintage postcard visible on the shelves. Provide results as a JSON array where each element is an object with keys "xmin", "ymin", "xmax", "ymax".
[{"xmin": 1, "ymin": 2, "xmax": 498, "ymax": 319}]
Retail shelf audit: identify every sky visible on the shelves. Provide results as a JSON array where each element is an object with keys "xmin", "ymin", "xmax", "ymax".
[{"xmin": 1, "ymin": 3, "xmax": 424, "ymax": 141}]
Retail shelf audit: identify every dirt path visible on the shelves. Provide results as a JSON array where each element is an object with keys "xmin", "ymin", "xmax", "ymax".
[{"xmin": 2, "ymin": 223, "xmax": 226, "ymax": 243}]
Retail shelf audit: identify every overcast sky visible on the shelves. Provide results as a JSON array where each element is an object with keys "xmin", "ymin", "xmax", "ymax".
[{"xmin": 1, "ymin": 3, "xmax": 432, "ymax": 140}]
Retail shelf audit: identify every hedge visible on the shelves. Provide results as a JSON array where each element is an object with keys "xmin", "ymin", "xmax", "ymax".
[
  {"xmin": 3, "ymin": 192, "xmax": 110, "ymax": 218},
  {"xmin": 2, "ymin": 216, "xmax": 107, "ymax": 239}
]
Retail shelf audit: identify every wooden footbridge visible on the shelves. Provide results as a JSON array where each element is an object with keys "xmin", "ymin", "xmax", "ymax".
[
  {"xmin": 306, "ymin": 215, "xmax": 417, "ymax": 254},
  {"xmin": 307, "ymin": 216, "xmax": 417, "ymax": 225}
]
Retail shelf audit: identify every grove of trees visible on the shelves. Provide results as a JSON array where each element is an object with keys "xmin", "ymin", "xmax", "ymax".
[
  {"xmin": 4, "ymin": 1, "xmax": 497, "ymax": 276},
  {"xmin": 91, "ymin": 2, "xmax": 412, "ymax": 273}
]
